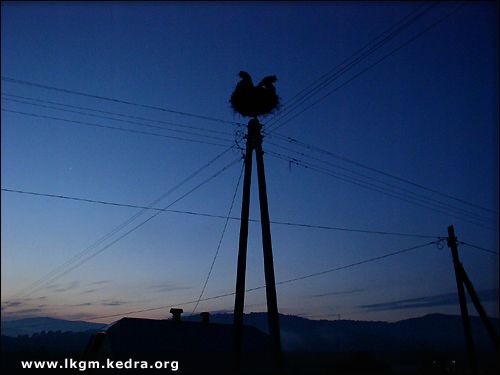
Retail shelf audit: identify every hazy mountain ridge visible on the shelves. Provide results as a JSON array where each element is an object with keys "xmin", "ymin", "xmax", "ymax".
[
  {"xmin": 187, "ymin": 312, "xmax": 499, "ymax": 352},
  {"xmin": 2, "ymin": 313, "xmax": 498, "ymax": 353},
  {"xmin": 1, "ymin": 317, "xmax": 106, "ymax": 337}
]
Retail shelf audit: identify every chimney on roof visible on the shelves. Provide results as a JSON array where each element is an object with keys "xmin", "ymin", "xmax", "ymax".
[
  {"xmin": 169, "ymin": 308, "xmax": 183, "ymax": 321},
  {"xmin": 200, "ymin": 312, "xmax": 210, "ymax": 324}
]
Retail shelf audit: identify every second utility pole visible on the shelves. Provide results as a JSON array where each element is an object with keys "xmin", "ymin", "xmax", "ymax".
[
  {"xmin": 233, "ymin": 117, "xmax": 282, "ymax": 371},
  {"xmin": 447, "ymin": 225, "xmax": 476, "ymax": 370}
]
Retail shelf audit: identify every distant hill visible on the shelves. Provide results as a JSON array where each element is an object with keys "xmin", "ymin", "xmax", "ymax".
[
  {"xmin": 2, "ymin": 313, "xmax": 497, "ymax": 374},
  {"xmin": 2, "ymin": 313, "xmax": 498, "ymax": 353},
  {"xmin": 2, "ymin": 330, "xmax": 97, "ymax": 353},
  {"xmin": 186, "ymin": 312, "xmax": 499, "ymax": 353},
  {"xmin": 1, "ymin": 317, "xmax": 106, "ymax": 337}
]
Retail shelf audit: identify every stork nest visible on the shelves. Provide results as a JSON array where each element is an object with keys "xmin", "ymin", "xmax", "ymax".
[{"xmin": 230, "ymin": 72, "xmax": 280, "ymax": 118}]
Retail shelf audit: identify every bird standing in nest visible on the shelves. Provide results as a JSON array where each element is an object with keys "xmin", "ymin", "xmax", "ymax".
[{"xmin": 230, "ymin": 71, "xmax": 280, "ymax": 118}]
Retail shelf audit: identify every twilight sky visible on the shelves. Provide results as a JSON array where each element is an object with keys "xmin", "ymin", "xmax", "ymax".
[{"xmin": 1, "ymin": 1, "xmax": 498, "ymax": 325}]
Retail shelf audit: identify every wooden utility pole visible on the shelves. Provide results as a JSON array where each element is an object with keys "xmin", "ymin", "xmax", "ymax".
[
  {"xmin": 446, "ymin": 225, "xmax": 499, "ymax": 368},
  {"xmin": 233, "ymin": 118, "xmax": 282, "ymax": 372},
  {"xmin": 447, "ymin": 225, "xmax": 476, "ymax": 370},
  {"xmin": 458, "ymin": 262, "xmax": 500, "ymax": 349}
]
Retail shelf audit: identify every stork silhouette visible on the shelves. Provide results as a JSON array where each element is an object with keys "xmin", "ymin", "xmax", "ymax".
[{"xmin": 230, "ymin": 71, "xmax": 279, "ymax": 118}]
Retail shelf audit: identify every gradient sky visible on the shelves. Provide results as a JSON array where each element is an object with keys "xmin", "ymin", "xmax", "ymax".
[{"xmin": 1, "ymin": 1, "xmax": 498, "ymax": 325}]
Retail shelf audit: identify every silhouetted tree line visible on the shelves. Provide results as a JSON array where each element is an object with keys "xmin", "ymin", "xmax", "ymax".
[{"xmin": 1, "ymin": 330, "xmax": 98, "ymax": 353}]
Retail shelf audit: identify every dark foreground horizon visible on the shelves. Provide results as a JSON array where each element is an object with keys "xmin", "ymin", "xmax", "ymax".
[{"xmin": 2, "ymin": 312, "xmax": 499, "ymax": 374}]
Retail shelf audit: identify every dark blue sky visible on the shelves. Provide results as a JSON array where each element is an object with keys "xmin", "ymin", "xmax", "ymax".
[{"xmin": 1, "ymin": 1, "xmax": 498, "ymax": 323}]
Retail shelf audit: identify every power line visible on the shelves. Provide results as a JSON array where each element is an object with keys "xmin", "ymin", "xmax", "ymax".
[
  {"xmin": 266, "ymin": 148, "xmax": 489, "ymax": 226},
  {"xmin": 275, "ymin": 242, "xmax": 434, "ymax": 285},
  {"xmin": 190, "ymin": 162, "xmax": 245, "ymax": 316},
  {"xmin": 8, "ymin": 146, "xmax": 235, "ymax": 300},
  {"xmin": 265, "ymin": 140, "xmax": 494, "ymax": 223},
  {"xmin": 7, "ymin": 146, "xmax": 236, "ymax": 300},
  {"xmin": 265, "ymin": 2, "xmax": 437, "ymax": 130},
  {"xmin": 273, "ymin": 2, "xmax": 431, "ymax": 109},
  {"xmin": 2, "ymin": 108, "xmax": 233, "ymax": 148},
  {"xmin": 1, "ymin": 188, "xmax": 441, "ymax": 239},
  {"xmin": 266, "ymin": 150, "xmax": 496, "ymax": 231},
  {"xmin": 268, "ymin": 150, "xmax": 496, "ymax": 231},
  {"xmin": 267, "ymin": 133, "xmax": 498, "ymax": 216},
  {"xmin": 20, "ymin": 157, "xmax": 242, "ymax": 299},
  {"xmin": 268, "ymin": 219, "xmax": 439, "ymax": 240},
  {"xmin": 85, "ymin": 240, "xmax": 434, "ymax": 322},
  {"xmin": 266, "ymin": 1, "xmax": 466, "ymax": 134},
  {"xmin": 1, "ymin": 93, "xmax": 234, "ymax": 137},
  {"xmin": 0, "ymin": 188, "xmax": 232, "ymax": 217},
  {"xmin": 1, "ymin": 96, "xmax": 235, "ymax": 143},
  {"xmin": 1, "ymin": 76, "xmax": 244, "ymax": 126},
  {"xmin": 459, "ymin": 242, "xmax": 499, "ymax": 257}
]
